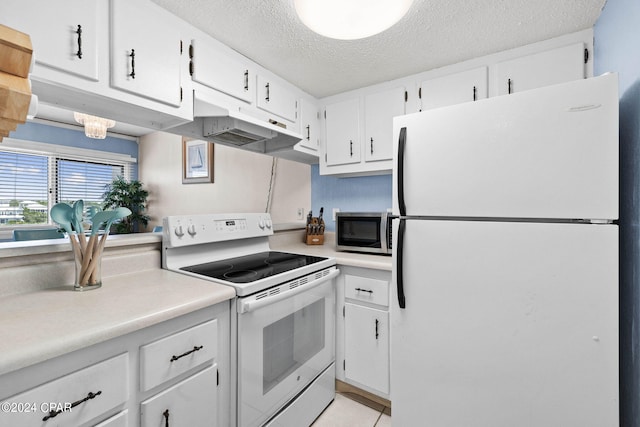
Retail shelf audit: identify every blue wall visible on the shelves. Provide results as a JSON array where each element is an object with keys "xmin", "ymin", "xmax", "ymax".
[
  {"xmin": 594, "ymin": 1, "xmax": 640, "ymax": 425},
  {"xmin": 311, "ymin": 164, "xmax": 392, "ymax": 231},
  {"xmin": 9, "ymin": 122, "xmax": 139, "ymax": 178}
]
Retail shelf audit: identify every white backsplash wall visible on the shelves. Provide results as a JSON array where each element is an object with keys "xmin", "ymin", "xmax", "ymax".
[{"xmin": 138, "ymin": 131, "xmax": 311, "ymax": 228}]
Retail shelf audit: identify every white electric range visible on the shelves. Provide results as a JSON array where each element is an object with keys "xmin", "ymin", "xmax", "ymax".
[{"xmin": 162, "ymin": 213, "xmax": 338, "ymax": 427}]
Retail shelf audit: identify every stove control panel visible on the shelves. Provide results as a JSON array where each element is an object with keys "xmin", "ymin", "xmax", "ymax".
[{"xmin": 163, "ymin": 213, "xmax": 273, "ymax": 248}]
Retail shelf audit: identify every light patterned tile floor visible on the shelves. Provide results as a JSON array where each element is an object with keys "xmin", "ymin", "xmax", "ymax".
[{"xmin": 311, "ymin": 393, "xmax": 391, "ymax": 427}]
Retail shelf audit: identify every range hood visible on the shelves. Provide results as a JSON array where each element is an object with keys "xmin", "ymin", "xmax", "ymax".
[{"xmin": 165, "ymin": 92, "xmax": 318, "ymax": 164}]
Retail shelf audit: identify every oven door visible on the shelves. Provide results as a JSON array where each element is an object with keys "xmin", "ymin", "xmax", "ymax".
[{"xmin": 237, "ymin": 277, "xmax": 336, "ymax": 427}]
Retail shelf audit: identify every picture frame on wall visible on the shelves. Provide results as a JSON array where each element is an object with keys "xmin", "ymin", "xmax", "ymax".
[{"xmin": 182, "ymin": 137, "xmax": 214, "ymax": 184}]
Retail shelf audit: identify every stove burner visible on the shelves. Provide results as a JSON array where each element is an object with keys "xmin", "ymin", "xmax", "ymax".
[
  {"xmin": 224, "ymin": 270, "xmax": 258, "ymax": 281},
  {"xmin": 180, "ymin": 251, "xmax": 328, "ymax": 284}
]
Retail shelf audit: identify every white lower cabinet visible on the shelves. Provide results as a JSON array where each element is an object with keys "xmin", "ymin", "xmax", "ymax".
[
  {"xmin": 337, "ymin": 266, "xmax": 391, "ymax": 399},
  {"xmin": 0, "ymin": 304, "xmax": 229, "ymax": 427},
  {"xmin": 95, "ymin": 410, "xmax": 128, "ymax": 427},
  {"xmin": 140, "ymin": 366, "xmax": 217, "ymax": 427},
  {"xmin": 344, "ymin": 303, "xmax": 389, "ymax": 395}
]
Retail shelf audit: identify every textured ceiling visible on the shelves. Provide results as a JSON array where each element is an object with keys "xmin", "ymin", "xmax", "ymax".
[{"xmin": 151, "ymin": 0, "xmax": 607, "ymax": 98}]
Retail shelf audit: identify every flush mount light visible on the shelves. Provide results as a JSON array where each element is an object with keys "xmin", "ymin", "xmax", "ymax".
[
  {"xmin": 73, "ymin": 112, "xmax": 116, "ymax": 139},
  {"xmin": 294, "ymin": 0, "xmax": 414, "ymax": 40}
]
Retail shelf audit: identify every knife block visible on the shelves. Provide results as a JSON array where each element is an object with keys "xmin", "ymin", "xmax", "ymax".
[{"xmin": 304, "ymin": 217, "xmax": 325, "ymax": 245}]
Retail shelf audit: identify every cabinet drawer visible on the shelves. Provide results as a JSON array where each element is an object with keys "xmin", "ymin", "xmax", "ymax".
[
  {"xmin": 95, "ymin": 410, "xmax": 128, "ymax": 427},
  {"xmin": 0, "ymin": 353, "xmax": 128, "ymax": 427},
  {"xmin": 345, "ymin": 275, "xmax": 389, "ymax": 307},
  {"xmin": 140, "ymin": 365, "xmax": 218, "ymax": 427},
  {"xmin": 140, "ymin": 319, "xmax": 217, "ymax": 391}
]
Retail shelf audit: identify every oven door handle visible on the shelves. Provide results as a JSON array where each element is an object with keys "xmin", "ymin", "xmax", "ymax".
[{"xmin": 238, "ymin": 268, "xmax": 340, "ymax": 314}]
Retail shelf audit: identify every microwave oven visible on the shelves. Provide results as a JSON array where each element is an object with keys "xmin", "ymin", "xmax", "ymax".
[{"xmin": 335, "ymin": 212, "xmax": 392, "ymax": 255}]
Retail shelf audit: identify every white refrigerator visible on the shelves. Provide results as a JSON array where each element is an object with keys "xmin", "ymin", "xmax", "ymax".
[{"xmin": 391, "ymin": 73, "xmax": 619, "ymax": 426}]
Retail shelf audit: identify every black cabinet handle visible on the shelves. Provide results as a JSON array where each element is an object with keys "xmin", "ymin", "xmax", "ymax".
[
  {"xmin": 508, "ymin": 78, "xmax": 512, "ymax": 94},
  {"xmin": 244, "ymin": 70, "xmax": 249, "ymax": 91},
  {"xmin": 170, "ymin": 345, "xmax": 203, "ymax": 362},
  {"xmin": 163, "ymin": 409, "xmax": 170, "ymax": 427},
  {"xmin": 306, "ymin": 125, "xmax": 310, "ymax": 140},
  {"xmin": 265, "ymin": 83, "xmax": 270, "ymax": 102},
  {"xmin": 76, "ymin": 25, "xmax": 83, "ymax": 59},
  {"xmin": 375, "ymin": 319, "xmax": 379, "ymax": 340},
  {"xmin": 370, "ymin": 137, "xmax": 374, "ymax": 155},
  {"xmin": 473, "ymin": 85, "xmax": 477, "ymax": 101},
  {"xmin": 42, "ymin": 390, "xmax": 102, "ymax": 421},
  {"xmin": 129, "ymin": 49, "xmax": 136, "ymax": 79},
  {"xmin": 349, "ymin": 140, "xmax": 353, "ymax": 156},
  {"xmin": 355, "ymin": 287, "xmax": 373, "ymax": 294}
]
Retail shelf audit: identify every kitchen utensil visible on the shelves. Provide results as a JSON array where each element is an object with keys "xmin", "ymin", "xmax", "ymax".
[
  {"xmin": 84, "ymin": 208, "xmax": 132, "ymax": 285},
  {"xmin": 73, "ymin": 199, "xmax": 86, "ymax": 250},
  {"xmin": 78, "ymin": 210, "xmax": 114, "ymax": 285},
  {"xmin": 50, "ymin": 202, "xmax": 80, "ymax": 257}
]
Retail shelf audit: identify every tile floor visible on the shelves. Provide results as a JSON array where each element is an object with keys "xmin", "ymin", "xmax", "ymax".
[{"xmin": 311, "ymin": 393, "xmax": 391, "ymax": 427}]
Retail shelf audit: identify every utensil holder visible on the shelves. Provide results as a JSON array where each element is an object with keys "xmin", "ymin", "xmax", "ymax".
[{"xmin": 72, "ymin": 231, "xmax": 104, "ymax": 291}]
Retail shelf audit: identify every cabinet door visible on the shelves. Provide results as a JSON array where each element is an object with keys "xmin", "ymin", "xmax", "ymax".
[
  {"xmin": 420, "ymin": 67, "xmax": 488, "ymax": 111},
  {"xmin": 190, "ymin": 39, "xmax": 252, "ymax": 103},
  {"xmin": 0, "ymin": 0, "xmax": 99, "ymax": 81},
  {"xmin": 344, "ymin": 303, "xmax": 389, "ymax": 394},
  {"xmin": 256, "ymin": 75, "xmax": 297, "ymax": 122},
  {"xmin": 493, "ymin": 43, "xmax": 585, "ymax": 96},
  {"xmin": 325, "ymin": 98, "xmax": 360, "ymax": 166},
  {"xmin": 299, "ymin": 98, "xmax": 319, "ymax": 151},
  {"xmin": 140, "ymin": 366, "xmax": 218, "ymax": 427},
  {"xmin": 364, "ymin": 87, "xmax": 406, "ymax": 162},
  {"xmin": 110, "ymin": 0, "xmax": 182, "ymax": 107}
]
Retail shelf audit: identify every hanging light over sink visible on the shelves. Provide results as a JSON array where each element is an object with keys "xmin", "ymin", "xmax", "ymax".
[
  {"xmin": 293, "ymin": 0, "xmax": 414, "ymax": 40},
  {"xmin": 73, "ymin": 112, "xmax": 116, "ymax": 139}
]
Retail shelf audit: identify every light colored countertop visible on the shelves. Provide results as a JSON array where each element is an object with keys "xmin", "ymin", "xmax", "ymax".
[
  {"xmin": 0, "ymin": 268, "xmax": 235, "ymax": 376},
  {"xmin": 270, "ymin": 231, "xmax": 393, "ymax": 272}
]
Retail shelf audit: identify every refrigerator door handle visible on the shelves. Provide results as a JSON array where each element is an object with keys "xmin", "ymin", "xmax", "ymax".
[
  {"xmin": 397, "ymin": 218, "xmax": 406, "ymax": 309},
  {"xmin": 398, "ymin": 127, "xmax": 407, "ymax": 217}
]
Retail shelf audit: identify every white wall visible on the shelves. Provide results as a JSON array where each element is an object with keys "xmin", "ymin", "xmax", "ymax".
[{"xmin": 138, "ymin": 131, "xmax": 311, "ymax": 229}]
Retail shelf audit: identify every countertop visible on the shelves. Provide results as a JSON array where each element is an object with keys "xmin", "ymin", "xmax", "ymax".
[
  {"xmin": 0, "ymin": 268, "xmax": 235, "ymax": 376},
  {"xmin": 270, "ymin": 231, "xmax": 393, "ymax": 272}
]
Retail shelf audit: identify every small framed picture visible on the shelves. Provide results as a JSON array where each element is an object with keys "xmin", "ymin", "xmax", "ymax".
[{"xmin": 182, "ymin": 137, "xmax": 214, "ymax": 184}]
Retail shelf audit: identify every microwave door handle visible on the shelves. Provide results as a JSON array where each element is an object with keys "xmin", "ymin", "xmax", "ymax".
[
  {"xmin": 238, "ymin": 268, "xmax": 340, "ymax": 314},
  {"xmin": 397, "ymin": 218, "xmax": 406, "ymax": 309}
]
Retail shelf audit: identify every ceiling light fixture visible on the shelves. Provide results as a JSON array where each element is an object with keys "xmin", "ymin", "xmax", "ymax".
[
  {"xmin": 73, "ymin": 112, "xmax": 116, "ymax": 139},
  {"xmin": 293, "ymin": 0, "xmax": 414, "ymax": 40}
]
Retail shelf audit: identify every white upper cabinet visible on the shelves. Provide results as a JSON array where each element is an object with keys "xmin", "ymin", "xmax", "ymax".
[
  {"xmin": 1, "ymin": 0, "xmax": 100, "ymax": 81},
  {"xmin": 110, "ymin": 0, "xmax": 183, "ymax": 107},
  {"xmin": 189, "ymin": 39, "xmax": 253, "ymax": 103},
  {"xmin": 419, "ymin": 67, "xmax": 488, "ymax": 111},
  {"xmin": 256, "ymin": 75, "xmax": 297, "ymax": 122},
  {"xmin": 364, "ymin": 87, "xmax": 406, "ymax": 162},
  {"xmin": 299, "ymin": 98, "xmax": 319, "ymax": 151},
  {"xmin": 493, "ymin": 43, "xmax": 585, "ymax": 96},
  {"xmin": 325, "ymin": 98, "xmax": 361, "ymax": 166}
]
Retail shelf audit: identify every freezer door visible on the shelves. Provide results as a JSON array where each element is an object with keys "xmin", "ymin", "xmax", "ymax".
[
  {"xmin": 392, "ymin": 73, "xmax": 619, "ymax": 220},
  {"xmin": 391, "ymin": 219, "xmax": 618, "ymax": 427}
]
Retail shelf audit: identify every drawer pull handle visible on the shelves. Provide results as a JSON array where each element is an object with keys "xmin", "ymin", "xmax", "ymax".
[
  {"xmin": 375, "ymin": 319, "xmax": 379, "ymax": 340},
  {"xmin": 163, "ymin": 409, "xmax": 170, "ymax": 427},
  {"xmin": 42, "ymin": 390, "xmax": 102, "ymax": 421},
  {"xmin": 76, "ymin": 25, "xmax": 83, "ymax": 59},
  {"xmin": 170, "ymin": 345, "xmax": 203, "ymax": 362},
  {"xmin": 355, "ymin": 287, "xmax": 373, "ymax": 294},
  {"xmin": 129, "ymin": 49, "xmax": 136, "ymax": 79}
]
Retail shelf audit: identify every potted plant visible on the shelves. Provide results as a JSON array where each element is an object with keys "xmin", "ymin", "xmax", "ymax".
[{"xmin": 102, "ymin": 176, "xmax": 150, "ymax": 233}]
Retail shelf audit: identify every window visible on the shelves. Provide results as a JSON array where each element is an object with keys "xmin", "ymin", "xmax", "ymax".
[{"xmin": 0, "ymin": 144, "xmax": 135, "ymax": 228}]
